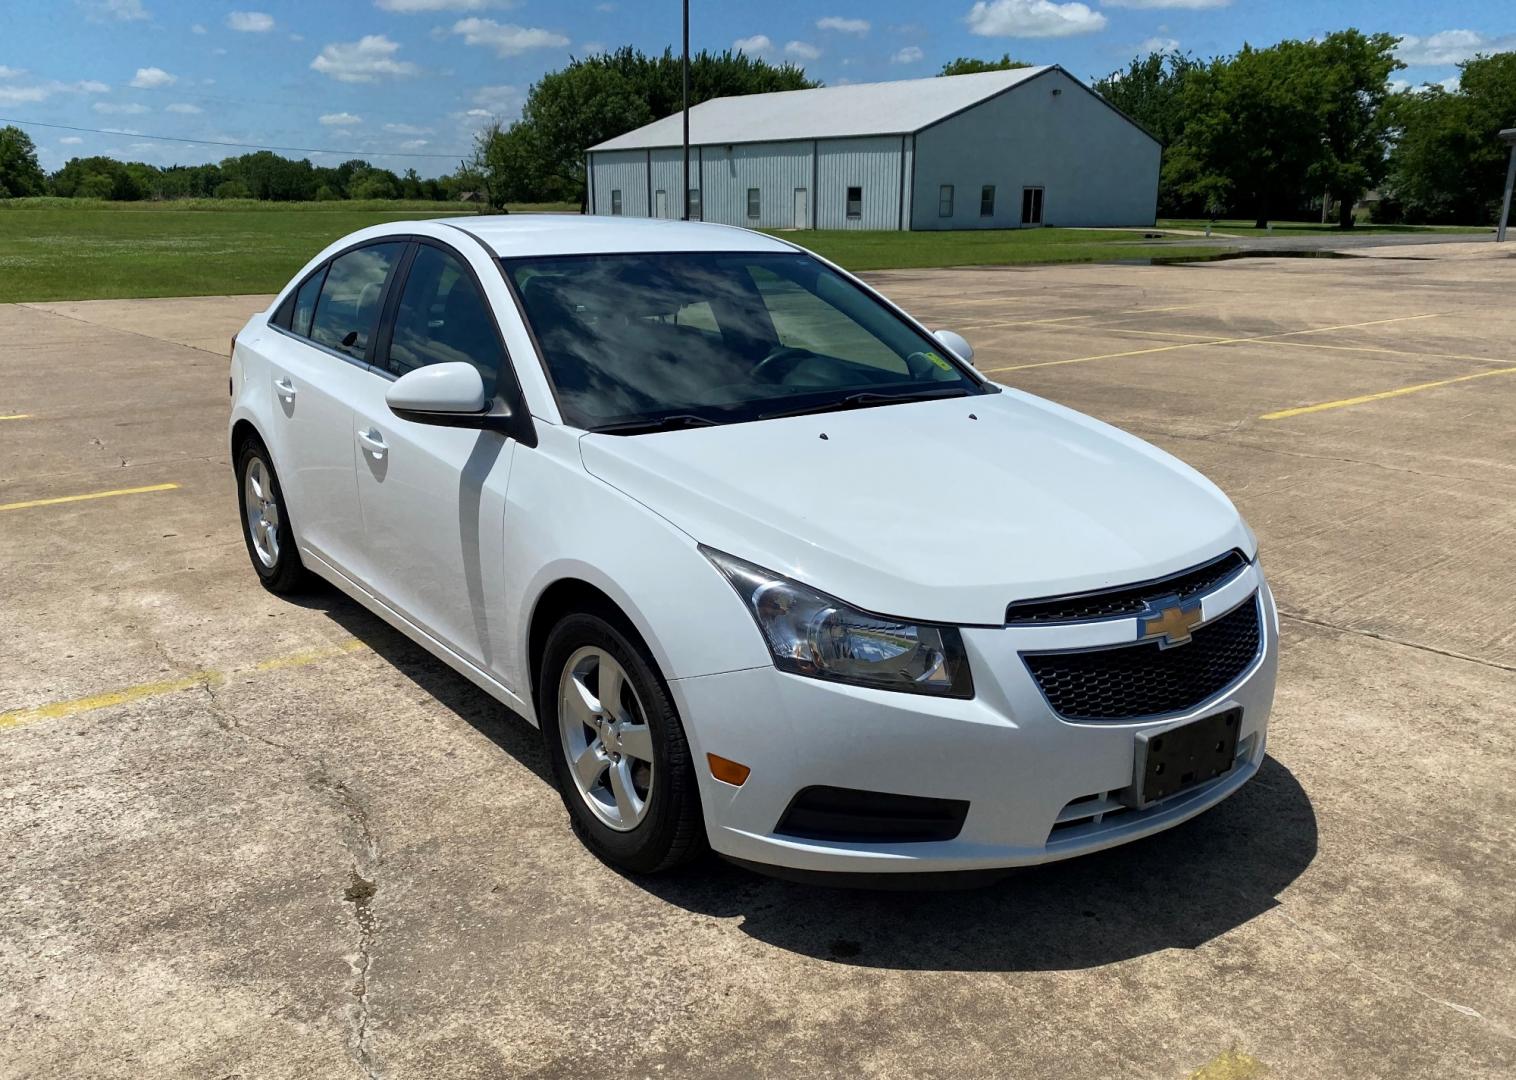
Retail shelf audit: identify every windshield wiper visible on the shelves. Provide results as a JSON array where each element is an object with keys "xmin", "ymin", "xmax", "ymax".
[
  {"xmin": 758, "ymin": 387, "xmax": 970, "ymax": 422},
  {"xmin": 588, "ymin": 413, "xmax": 722, "ymax": 436}
]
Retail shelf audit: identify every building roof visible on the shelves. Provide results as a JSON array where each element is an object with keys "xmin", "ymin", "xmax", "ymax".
[{"xmin": 588, "ymin": 66, "xmax": 1055, "ymax": 152}]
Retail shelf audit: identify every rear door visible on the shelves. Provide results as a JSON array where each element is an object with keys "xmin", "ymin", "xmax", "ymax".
[
  {"xmin": 349, "ymin": 239, "xmax": 521, "ymax": 670},
  {"xmin": 264, "ymin": 240, "xmax": 405, "ymax": 576}
]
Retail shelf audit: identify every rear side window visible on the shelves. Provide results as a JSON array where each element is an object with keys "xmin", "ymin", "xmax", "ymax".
[
  {"xmin": 382, "ymin": 244, "xmax": 502, "ymax": 389},
  {"xmin": 290, "ymin": 269, "xmax": 325, "ymax": 337},
  {"xmin": 309, "ymin": 243, "xmax": 405, "ymax": 360}
]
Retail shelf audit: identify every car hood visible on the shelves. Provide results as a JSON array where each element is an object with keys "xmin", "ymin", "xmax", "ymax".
[{"xmin": 578, "ymin": 390, "xmax": 1253, "ymax": 626}]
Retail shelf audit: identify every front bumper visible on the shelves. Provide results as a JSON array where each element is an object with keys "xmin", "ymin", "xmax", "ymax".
[{"xmin": 670, "ymin": 568, "xmax": 1278, "ymax": 875}]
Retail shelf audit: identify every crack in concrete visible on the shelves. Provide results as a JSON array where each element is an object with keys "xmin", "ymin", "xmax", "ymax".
[
  {"xmin": 195, "ymin": 682, "xmax": 383, "ymax": 1078},
  {"xmin": 17, "ymin": 303, "xmax": 224, "ymax": 356},
  {"xmin": 1277, "ymin": 610, "xmax": 1516, "ymax": 674}
]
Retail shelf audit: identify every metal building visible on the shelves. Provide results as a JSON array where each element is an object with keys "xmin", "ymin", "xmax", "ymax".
[{"xmin": 584, "ymin": 65, "xmax": 1160, "ymax": 231}]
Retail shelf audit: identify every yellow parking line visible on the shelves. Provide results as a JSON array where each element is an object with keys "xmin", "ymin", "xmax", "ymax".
[
  {"xmin": 0, "ymin": 638, "xmax": 370, "ymax": 732},
  {"xmin": 0, "ymin": 414, "xmax": 32, "ymax": 421},
  {"xmin": 0, "ymin": 482, "xmax": 181, "ymax": 512},
  {"xmin": 980, "ymin": 313, "xmax": 1445, "ymax": 374},
  {"xmin": 1261, "ymin": 366, "xmax": 1516, "ymax": 420}
]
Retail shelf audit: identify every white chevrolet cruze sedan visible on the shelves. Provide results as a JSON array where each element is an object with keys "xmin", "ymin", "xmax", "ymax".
[{"xmin": 229, "ymin": 216, "xmax": 1277, "ymax": 883}]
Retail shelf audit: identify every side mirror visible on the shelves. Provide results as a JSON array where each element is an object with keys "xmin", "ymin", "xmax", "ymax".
[
  {"xmin": 386, "ymin": 362, "xmax": 487, "ymax": 424},
  {"xmin": 933, "ymin": 329, "xmax": 974, "ymax": 366}
]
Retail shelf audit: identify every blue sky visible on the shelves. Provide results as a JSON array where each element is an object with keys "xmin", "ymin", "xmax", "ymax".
[{"xmin": 2, "ymin": 0, "xmax": 1512, "ymax": 176}]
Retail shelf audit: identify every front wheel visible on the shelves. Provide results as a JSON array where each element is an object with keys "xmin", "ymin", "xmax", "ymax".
[
  {"xmin": 539, "ymin": 612, "xmax": 705, "ymax": 873},
  {"xmin": 235, "ymin": 438, "xmax": 309, "ymax": 595}
]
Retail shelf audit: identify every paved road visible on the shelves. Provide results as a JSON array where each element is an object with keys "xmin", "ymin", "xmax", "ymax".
[{"xmin": 3, "ymin": 248, "xmax": 1514, "ymax": 1079}]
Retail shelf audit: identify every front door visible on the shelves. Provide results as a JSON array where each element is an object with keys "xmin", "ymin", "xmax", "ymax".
[
  {"xmin": 350, "ymin": 240, "xmax": 518, "ymax": 671},
  {"xmin": 265, "ymin": 241, "xmax": 405, "ymax": 574},
  {"xmin": 1021, "ymin": 186, "xmax": 1044, "ymax": 226},
  {"xmin": 793, "ymin": 187, "xmax": 809, "ymax": 229},
  {"xmin": 654, "ymin": 189, "xmax": 668, "ymax": 218}
]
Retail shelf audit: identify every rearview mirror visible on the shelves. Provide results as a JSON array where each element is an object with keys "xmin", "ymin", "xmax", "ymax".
[
  {"xmin": 933, "ymin": 329, "xmax": 974, "ymax": 366},
  {"xmin": 386, "ymin": 362, "xmax": 487, "ymax": 423}
]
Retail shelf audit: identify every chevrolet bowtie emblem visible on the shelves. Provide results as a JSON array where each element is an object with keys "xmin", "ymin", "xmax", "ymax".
[{"xmin": 1137, "ymin": 596, "xmax": 1203, "ymax": 648}]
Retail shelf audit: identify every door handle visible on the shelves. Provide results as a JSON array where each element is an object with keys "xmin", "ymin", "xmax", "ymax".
[
  {"xmin": 274, "ymin": 377, "xmax": 296, "ymax": 400},
  {"xmin": 357, "ymin": 428, "xmax": 389, "ymax": 456}
]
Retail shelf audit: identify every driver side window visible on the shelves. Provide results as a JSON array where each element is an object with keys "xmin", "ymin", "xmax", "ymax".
[{"xmin": 380, "ymin": 244, "xmax": 503, "ymax": 390}]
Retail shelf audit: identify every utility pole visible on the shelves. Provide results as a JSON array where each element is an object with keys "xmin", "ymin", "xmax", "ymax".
[
  {"xmin": 681, "ymin": 0, "xmax": 691, "ymax": 220},
  {"xmin": 1498, "ymin": 128, "xmax": 1516, "ymax": 243}
]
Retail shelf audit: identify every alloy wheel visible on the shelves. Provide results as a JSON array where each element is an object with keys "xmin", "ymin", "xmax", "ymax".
[{"xmin": 557, "ymin": 645, "xmax": 656, "ymax": 831}]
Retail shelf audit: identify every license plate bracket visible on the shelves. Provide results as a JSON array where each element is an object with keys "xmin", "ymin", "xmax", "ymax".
[{"xmin": 1122, "ymin": 708, "xmax": 1241, "ymax": 809}]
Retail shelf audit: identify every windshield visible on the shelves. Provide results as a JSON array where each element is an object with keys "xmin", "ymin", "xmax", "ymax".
[{"xmin": 501, "ymin": 251, "xmax": 988, "ymax": 432}]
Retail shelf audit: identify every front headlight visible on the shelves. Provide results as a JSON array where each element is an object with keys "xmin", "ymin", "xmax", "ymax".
[{"xmin": 702, "ymin": 547, "xmax": 973, "ymax": 698}]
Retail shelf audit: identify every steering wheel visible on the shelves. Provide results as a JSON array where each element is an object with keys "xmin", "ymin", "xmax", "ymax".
[{"xmin": 751, "ymin": 345, "xmax": 815, "ymax": 385}]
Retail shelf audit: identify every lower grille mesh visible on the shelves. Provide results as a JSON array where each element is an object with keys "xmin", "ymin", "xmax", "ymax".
[{"xmin": 1023, "ymin": 595, "xmax": 1261, "ymax": 721}]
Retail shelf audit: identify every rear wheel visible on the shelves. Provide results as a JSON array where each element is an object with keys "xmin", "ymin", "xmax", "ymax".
[
  {"xmin": 236, "ymin": 438, "xmax": 309, "ymax": 594},
  {"xmin": 539, "ymin": 612, "xmax": 705, "ymax": 873}
]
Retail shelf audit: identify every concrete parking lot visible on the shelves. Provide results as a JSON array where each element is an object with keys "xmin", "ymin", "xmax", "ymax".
[{"xmin": 2, "ymin": 243, "xmax": 1513, "ymax": 1079}]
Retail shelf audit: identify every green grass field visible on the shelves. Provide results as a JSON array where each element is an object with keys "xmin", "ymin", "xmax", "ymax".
[
  {"xmin": 0, "ymin": 200, "xmax": 574, "ymax": 303},
  {"xmin": 774, "ymin": 228, "xmax": 1230, "ymax": 271},
  {"xmin": 1157, "ymin": 217, "xmax": 1490, "ymax": 237}
]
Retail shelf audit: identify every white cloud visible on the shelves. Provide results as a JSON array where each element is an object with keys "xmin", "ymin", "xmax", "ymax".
[
  {"xmin": 817, "ymin": 16, "xmax": 869, "ymax": 34},
  {"xmin": 227, "ymin": 11, "xmax": 275, "ymax": 32},
  {"xmin": 377, "ymin": 0, "xmax": 515, "ymax": 10},
  {"xmin": 733, "ymin": 34, "xmax": 772, "ymax": 54},
  {"xmin": 784, "ymin": 40, "xmax": 821, "ymax": 61},
  {"xmin": 130, "ymin": 66, "xmax": 177, "ymax": 88},
  {"xmin": 60, "ymin": 135, "xmax": 85, "ymax": 144},
  {"xmin": 595, "ymin": 2, "xmax": 616, "ymax": 10},
  {"xmin": 93, "ymin": 101, "xmax": 150, "ymax": 114},
  {"xmin": 893, "ymin": 45, "xmax": 924, "ymax": 63},
  {"xmin": 0, "ymin": 66, "xmax": 25, "ymax": 79},
  {"xmin": 1137, "ymin": 36, "xmax": 1180, "ymax": 52},
  {"xmin": 471, "ymin": 83, "xmax": 522, "ymax": 114},
  {"xmin": 166, "ymin": 102, "xmax": 202, "ymax": 113},
  {"xmin": 320, "ymin": 111, "xmax": 363, "ymax": 125},
  {"xmin": 384, "ymin": 122, "xmax": 432, "ymax": 134},
  {"xmin": 310, "ymin": 35, "xmax": 420, "ymax": 81},
  {"xmin": 80, "ymin": 0, "xmax": 148, "ymax": 21},
  {"xmin": 1438, "ymin": 75, "xmax": 1461, "ymax": 92},
  {"xmin": 1100, "ymin": 0, "xmax": 1227, "ymax": 7},
  {"xmin": 399, "ymin": 138, "xmax": 429, "ymax": 150},
  {"xmin": 450, "ymin": 18, "xmax": 569, "ymax": 55},
  {"xmin": 191, "ymin": 23, "xmax": 206, "ymax": 34},
  {"xmin": 288, "ymin": 33, "xmax": 304, "ymax": 42},
  {"xmin": 0, "ymin": 78, "xmax": 108, "ymax": 104},
  {"xmin": 463, "ymin": 107, "xmax": 491, "ymax": 117},
  {"xmin": 580, "ymin": 41, "xmax": 606, "ymax": 56},
  {"xmin": 1396, "ymin": 30, "xmax": 1516, "ymax": 66},
  {"xmin": 966, "ymin": 0, "xmax": 1106, "ymax": 38}
]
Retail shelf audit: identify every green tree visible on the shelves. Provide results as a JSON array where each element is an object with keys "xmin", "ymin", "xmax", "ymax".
[
  {"xmin": 1310, "ymin": 30, "xmax": 1403, "ymax": 227},
  {"xmin": 1386, "ymin": 52, "xmax": 1516, "ymax": 223},
  {"xmin": 938, "ymin": 54, "xmax": 1033, "ymax": 77},
  {"xmin": 1169, "ymin": 41, "xmax": 1331, "ymax": 228},
  {"xmin": 475, "ymin": 46, "xmax": 818, "ymax": 205},
  {"xmin": 0, "ymin": 125, "xmax": 46, "ymax": 197},
  {"xmin": 348, "ymin": 167, "xmax": 401, "ymax": 200},
  {"xmin": 50, "ymin": 155, "xmax": 143, "ymax": 200}
]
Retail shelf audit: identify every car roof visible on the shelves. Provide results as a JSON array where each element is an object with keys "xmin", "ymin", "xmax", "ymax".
[{"xmin": 431, "ymin": 213, "xmax": 797, "ymax": 258}]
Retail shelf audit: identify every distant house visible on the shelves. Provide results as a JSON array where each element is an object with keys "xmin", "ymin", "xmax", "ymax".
[{"xmin": 585, "ymin": 65, "xmax": 1160, "ymax": 231}]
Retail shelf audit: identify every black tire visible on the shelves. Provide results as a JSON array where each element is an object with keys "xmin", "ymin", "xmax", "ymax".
[
  {"xmin": 539, "ymin": 611, "xmax": 706, "ymax": 874},
  {"xmin": 235, "ymin": 437, "xmax": 310, "ymax": 595}
]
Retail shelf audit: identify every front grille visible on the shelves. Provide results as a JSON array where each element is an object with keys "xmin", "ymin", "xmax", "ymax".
[
  {"xmin": 1005, "ymin": 550, "xmax": 1248, "ymax": 625},
  {"xmin": 1022, "ymin": 594, "xmax": 1261, "ymax": 721}
]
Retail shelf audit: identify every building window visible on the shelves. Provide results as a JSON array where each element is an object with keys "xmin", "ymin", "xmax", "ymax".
[
  {"xmin": 610, "ymin": 189, "xmax": 622, "ymax": 215},
  {"xmin": 746, "ymin": 188, "xmax": 761, "ymax": 219},
  {"xmin": 846, "ymin": 186, "xmax": 862, "ymax": 219},
  {"xmin": 938, "ymin": 184, "xmax": 954, "ymax": 217},
  {"xmin": 980, "ymin": 185, "xmax": 995, "ymax": 218},
  {"xmin": 688, "ymin": 188, "xmax": 702, "ymax": 220},
  {"xmin": 1021, "ymin": 186, "xmax": 1044, "ymax": 225}
]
